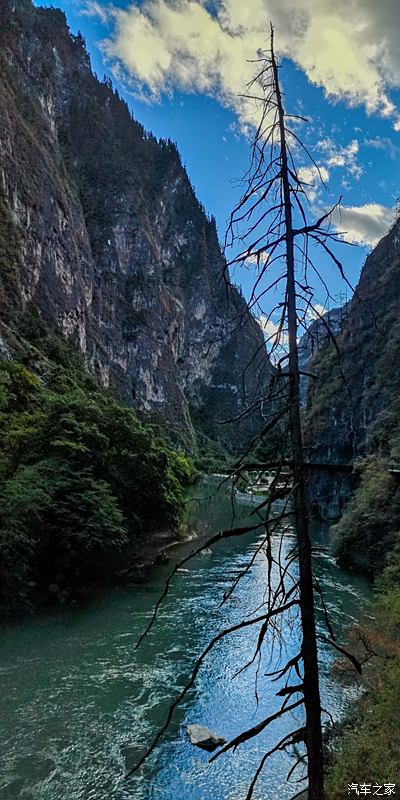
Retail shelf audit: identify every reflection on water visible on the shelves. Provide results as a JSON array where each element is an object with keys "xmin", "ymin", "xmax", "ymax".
[{"xmin": 0, "ymin": 478, "xmax": 370, "ymax": 800}]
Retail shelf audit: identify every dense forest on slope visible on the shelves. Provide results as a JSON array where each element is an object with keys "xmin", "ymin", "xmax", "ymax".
[{"xmin": 0, "ymin": 311, "xmax": 191, "ymax": 614}]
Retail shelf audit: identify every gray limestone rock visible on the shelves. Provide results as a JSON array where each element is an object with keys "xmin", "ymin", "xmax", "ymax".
[{"xmin": 187, "ymin": 724, "xmax": 226, "ymax": 751}]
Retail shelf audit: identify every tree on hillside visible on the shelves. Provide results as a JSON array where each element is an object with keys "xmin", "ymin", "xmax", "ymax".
[{"xmin": 127, "ymin": 26, "xmax": 362, "ymax": 800}]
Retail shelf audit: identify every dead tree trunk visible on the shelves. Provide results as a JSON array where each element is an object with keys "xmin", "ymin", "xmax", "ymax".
[{"xmin": 270, "ymin": 28, "xmax": 324, "ymax": 800}]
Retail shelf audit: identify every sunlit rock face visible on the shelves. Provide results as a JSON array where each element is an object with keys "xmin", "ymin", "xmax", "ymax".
[
  {"xmin": 304, "ymin": 217, "xmax": 400, "ymax": 518},
  {"xmin": 297, "ymin": 305, "xmax": 348, "ymax": 404},
  {"xmin": 0, "ymin": 0, "xmax": 272, "ymax": 450}
]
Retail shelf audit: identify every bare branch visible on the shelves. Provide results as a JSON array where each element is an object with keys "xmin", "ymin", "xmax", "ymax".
[
  {"xmin": 318, "ymin": 634, "xmax": 363, "ymax": 674},
  {"xmin": 209, "ymin": 698, "xmax": 304, "ymax": 761}
]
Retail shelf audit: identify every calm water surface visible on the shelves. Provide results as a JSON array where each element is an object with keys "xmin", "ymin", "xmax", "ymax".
[{"xmin": 0, "ymin": 479, "xmax": 370, "ymax": 800}]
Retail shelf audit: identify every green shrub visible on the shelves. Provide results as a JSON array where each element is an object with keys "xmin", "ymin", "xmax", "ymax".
[
  {"xmin": 332, "ymin": 457, "xmax": 400, "ymax": 578},
  {"xmin": 0, "ymin": 342, "xmax": 192, "ymax": 612},
  {"xmin": 326, "ymin": 657, "xmax": 400, "ymax": 798},
  {"xmin": 0, "ymin": 196, "xmax": 21, "ymax": 310}
]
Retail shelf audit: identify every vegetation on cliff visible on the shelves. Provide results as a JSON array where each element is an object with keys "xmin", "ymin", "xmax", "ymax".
[
  {"xmin": 0, "ymin": 314, "xmax": 191, "ymax": 614},
  {"xmin": 324, "ymin": 405, "xmax": 400, "ymax": 793},
  {"xmin": 331, "ymin": 391, "xmax": 400, "ymax": 578},
  {"xmin": 326, "ymin": 560, "xmax": 400, "ymax": 797},
  {"xmin": 332, "ymin": 457, "xmax": 400, "ymax": 577}
]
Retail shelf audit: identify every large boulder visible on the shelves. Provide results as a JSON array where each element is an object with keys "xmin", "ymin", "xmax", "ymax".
[{"xmin": 186, "ymin": 724, "xmax": 226, "ymax": 751}]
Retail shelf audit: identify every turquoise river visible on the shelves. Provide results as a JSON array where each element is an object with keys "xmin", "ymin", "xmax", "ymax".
[{"xmin": 0, "ymin": 478, "xmax": 370, "ymax": 800}]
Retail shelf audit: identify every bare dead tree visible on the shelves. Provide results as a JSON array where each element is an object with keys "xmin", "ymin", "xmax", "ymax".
[
  {"xmin": 222, "ymin": 25, "xmax": 351, "ymax": 799},
  {"xmin": 125, "ymin": 24, "xmax": 364, "ymax": 800},
  {"xmin": 271, "ymin": 25, "xmax": 324, "ymax": 800}
]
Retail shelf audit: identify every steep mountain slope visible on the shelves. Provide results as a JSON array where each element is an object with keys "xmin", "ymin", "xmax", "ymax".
[
  {"xmin": 305, "ymin": 215, "xmax": 400, "ymax": 520},
  {"xmin": 0, "ymin": 0, "xmax": 271, "ymax": 451},
  {"xmin": 297, "ymin": 305, "xmax": 347, "ymax": 403}
]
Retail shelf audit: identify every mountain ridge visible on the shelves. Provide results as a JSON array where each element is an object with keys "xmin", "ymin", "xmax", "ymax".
[{"xmin": 0, "ymin": 0, "xmax": 272, "ymax": 451}]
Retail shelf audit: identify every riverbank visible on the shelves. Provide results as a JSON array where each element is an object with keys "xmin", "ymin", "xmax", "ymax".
[
  {"xmin": 111, "ymin": 522, "xmax": 207, "ymax": 586},
  {"xmin": 325, "ymin": 571, "xmax": 400, "ymax": 797},
  {"xmin": 0, "ymin": 475, "xmax": 216, "ymax": 620},
  {"xmin": 319, "ymin": 458, "xmax": 400, "ymax": 794},
  {"xmin": 0, "ymin": 518, "xmax": 206, "ymax": 619}
]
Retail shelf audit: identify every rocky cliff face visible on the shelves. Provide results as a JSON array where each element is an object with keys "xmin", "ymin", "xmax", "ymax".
[
  {"xmin": 298, "ymin": 305, "xmax": 348, "ymax": 403},
  {"xmin": 0, "ymin": 0, "xmax": 271, "ymax": 450},
  {"xmin": 305, "ymin": 217, "xmax": 400, "ymax": 518}
]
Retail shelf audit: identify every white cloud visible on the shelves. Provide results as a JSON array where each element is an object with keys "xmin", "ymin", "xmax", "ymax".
[
  {"xmin": 97, "ymin": 0, "xmax": 400, "ymax": 131},
  {"xmin": 298, "ymin": 165, "xmax": 329, "ymax": 202},
  {"xmin": 243, "ymin": 252, "xmax": 269, "ymax": 267},
  {"xmin": 258, "ymin": 308, "xmax": 325, "ymax": 354},
  {"xmin": 317, "ymin": 139, "xmax": 363, "ymax": 180},
  {"xmin": 364, "ymin": 136, "xmax": 400, "ymax": 160},
  {"xmin": 307, "ymin": 302, "xmax": 327, "ymax": 321},
  {"xmin": 81, "ymin": 0, "xmax": 111, "ymax": 24},
  {"xmin": 258, "ymin": 315, "xmax": 288, "ymax": 349},
  {"xmin": 329, "ymin": 203, "xmax": 395, "ymax": 247},
  {"xmin": 298, "ymin": 166, "xmax": 329, "ymax": 185}
]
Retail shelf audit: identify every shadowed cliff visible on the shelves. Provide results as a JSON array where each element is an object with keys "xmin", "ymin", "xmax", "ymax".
[{"xmin": 0, "ymin": 0, "xmax": 272, "ymax": 452}]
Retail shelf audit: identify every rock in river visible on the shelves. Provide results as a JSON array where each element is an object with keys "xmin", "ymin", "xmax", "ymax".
[{"xmin": 187, "ymin": 724, "xmax": 226, "ymax": 751}]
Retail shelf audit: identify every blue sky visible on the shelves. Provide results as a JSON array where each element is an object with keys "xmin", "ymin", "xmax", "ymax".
[{"xmin": 38, "ymin": 0, "xmax": 400, "ymax": 335}]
